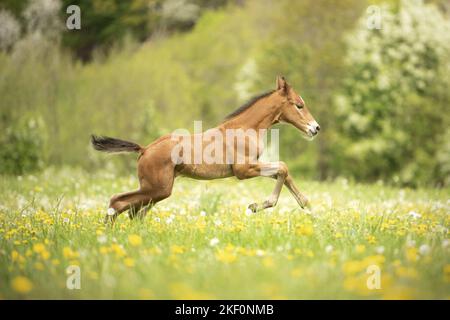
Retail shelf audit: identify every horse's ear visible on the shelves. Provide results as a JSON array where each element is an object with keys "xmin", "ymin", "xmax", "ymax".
[{"xmin": 276, "ymin": 75, "xmax": 289, "ymax": 93}]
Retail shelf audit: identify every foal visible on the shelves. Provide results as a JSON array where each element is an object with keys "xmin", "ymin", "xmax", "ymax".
[{"xmin": 92, "ymin": 76, "xmax": 320, "ymax": 224}]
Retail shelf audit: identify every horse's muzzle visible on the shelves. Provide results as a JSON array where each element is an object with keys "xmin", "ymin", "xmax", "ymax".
[{"xmin": 307, "ymin": 121, "xmax": 320, "ymax": 136}]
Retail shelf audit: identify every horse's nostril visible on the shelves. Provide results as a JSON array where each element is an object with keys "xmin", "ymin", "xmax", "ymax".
[{"xmin": 316, "ymin": 125, "xmax": 320, "ymax": 131}]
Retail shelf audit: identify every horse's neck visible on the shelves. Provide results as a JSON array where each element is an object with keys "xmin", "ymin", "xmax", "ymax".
[{"xmin": 221, "ymin": 101, "xmax": 278, "ymax": 131}]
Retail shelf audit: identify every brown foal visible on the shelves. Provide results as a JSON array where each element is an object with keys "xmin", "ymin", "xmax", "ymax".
[{"xmin": 92, "ymin": 76, "xmax": 320, "ymax": 224}]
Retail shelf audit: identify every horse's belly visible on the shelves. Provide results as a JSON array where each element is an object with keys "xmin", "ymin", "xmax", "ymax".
[{"xmin": 176, "ymin": 163, "xmax": 233, "ymax": 180}]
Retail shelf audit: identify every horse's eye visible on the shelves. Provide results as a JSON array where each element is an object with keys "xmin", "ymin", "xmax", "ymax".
[{"xmin": 295, "ymin": 103, "xmax": 303, "ymax": 109}]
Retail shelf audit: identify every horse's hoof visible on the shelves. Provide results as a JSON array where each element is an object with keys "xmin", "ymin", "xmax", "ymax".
[
  {"xmin": 248, "ymin": 203, "xmax": 258, "ymax": 213},
  {"xmin": 304, "ymin": 199, "xmax": 311, "ymax": 209},
  {"xmin": 104, "ymin": 214, "xmax": 115, "ymax": 226},
  {"xmin": 299, "ymin": 196, "xmax": 310, "ymax": 209}
]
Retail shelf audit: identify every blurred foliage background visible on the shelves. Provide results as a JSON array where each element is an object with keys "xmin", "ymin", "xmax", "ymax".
[{"xmin": 0, "ymin": 0, "xmax": 449, "ymax": 187}]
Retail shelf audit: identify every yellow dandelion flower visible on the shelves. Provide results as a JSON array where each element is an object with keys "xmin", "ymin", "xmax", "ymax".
[
  {"xmin": 11, "ymin": 250, "xmax": 24, "ymax": 263},
  {"xmin": 406, "ymin": 247, "xmax": 418, "ymax": 262},
  {"xmin": 304, "ymin": 249, "xmax": 315, "ymax": 258},
  {"xmin": 40, "ymin": 249, "xmax": 50, "ymax": 260},
  {"xmin": 362, "ymin": 255, "xmax": 385, "ymax": 267},
  {"xmin": 262, "ymin": 257, "xmax": 274, "ymax": 268},
  {"xmin": 443, "ymin": 264, "xmax": 450, "ymax": 282},
  {"xmin": 343, "ymin": 274, "xmax": 372, "ymax": 296},
  {"xmin": 170, "ymin": 245, "xmax": 185, "ymax": 254},
  {"xmin": 366, "ymin": 235, "xmax": 377, "ymax": 245},
  {"xmin": 215, "ymin": 249, "xmax": 237, "ymax": 264},
  {"xmin": 33, "ymin": 243, "xmax": 46, "ymax": 254},
  {"xmin": 110, "ymin": 244, "xmax": 126, "ymax": 258},
  {"xmin": 63, "ymin": 247, "xmax": 79, "ymax": 260},
  {"xmin": 343, "ymin": 260, "xmax": 364, "ymax": 275},
  {"xmin": 128, "ymin": 234, "xmax": 142, "ymax": 247},
  {"xmin": 124, "ymin": 257, "xmax": 135, "ymax": 267},
  {"xmin": 335, "ymin": 232, "xmax": 344, "ymax": 239},
  {"xmin": 11, "ymin": 276, "xmax": 33, "ymax": 294},
  {"xmin": 99, "ymin": 246, "xmax": 110, "ymax": 255},
  {"xmin": 296, "ymin": 224, "xmax": 314, "ymax": 236}
]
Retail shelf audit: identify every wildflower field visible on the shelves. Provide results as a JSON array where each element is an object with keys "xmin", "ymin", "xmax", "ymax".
[{"xmin": 0, "ymin": 168, "xmax": 449, "ymax": 299}]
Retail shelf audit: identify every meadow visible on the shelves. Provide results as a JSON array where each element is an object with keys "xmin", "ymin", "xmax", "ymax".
[{"xmin": 0, "ymin": 167, "xmax": 448, "ymax": 299}]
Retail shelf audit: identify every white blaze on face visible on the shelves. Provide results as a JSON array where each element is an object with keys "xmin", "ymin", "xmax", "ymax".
[
  {"xmin": 306, "ymin": 120, "xmax": 320, "ymax": 137},
  {"xmin": 298, "ymin": 95, "xmax": 305, "ymax": 105}
]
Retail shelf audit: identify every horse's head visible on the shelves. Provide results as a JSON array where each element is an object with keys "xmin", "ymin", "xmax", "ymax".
[{"xmin": 275, "ymin": 76, "xmax": 320, "ymax": 140}]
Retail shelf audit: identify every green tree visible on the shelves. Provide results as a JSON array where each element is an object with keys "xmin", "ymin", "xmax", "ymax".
[{"xmin": 334, "ymin": 0, "xmax": 450, "ymax": 186}]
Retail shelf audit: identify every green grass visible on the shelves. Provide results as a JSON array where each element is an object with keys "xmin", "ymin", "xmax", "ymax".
[{"xmin": 0, "ymin": 167, "xmax": 449, "ymax": 299}]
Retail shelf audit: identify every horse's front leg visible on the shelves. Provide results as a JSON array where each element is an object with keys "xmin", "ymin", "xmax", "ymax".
[
  {"xmin": 233, "ymin": 161, "xmax": 288, "ymax": 212},
  {"xmin": 284, "ymin": 175, "xmax": 310, "ymax": 209}
]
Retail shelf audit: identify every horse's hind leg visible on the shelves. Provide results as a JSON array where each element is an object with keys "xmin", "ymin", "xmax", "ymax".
[
  {"xmin": 106, "ymin": 141, "xmax": 177, "ymax": 224},
  {"xmin": 125, "ymin": 182, "xmax": 174, "ymax": 222},
  {"xmin": 105, "ymin": 189, "xmax": 152, "ymax": 224},
  {"xmin": 106, "ymin": 174, "xmax": 175, "ymax": 224}
]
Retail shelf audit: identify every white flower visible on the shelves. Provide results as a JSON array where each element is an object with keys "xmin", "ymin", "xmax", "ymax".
[
  {"xmin": 166, "ymin": 217, "xmax": 173, "ymax": 224},
  {"xmin": 256, "ymin": 249, "xmax": 265, "ymax": 257},
  {"xmin": 245, "ymin": 208, "xmax": 253, "ymax": 216},
  {"xmin": 0, "ymin": 10, "xmax": 21, "ymax": 50},
  {"xmin": 408, "ymin": 211, "xmax": 421, "ymax": 219},
  {"xmin": 325, "ymin": 245, "xmax": 334, "ymax": 254},
  {"xmin": 97, "ymin": 235, "xmax": 107, "ymax": 244},
  {"xmin": 419, "ymin": 244, "xmax": 430, "ymax": 255},
  {"xmin": 442, "ymin": 239, "xmax": 450, "ymax": 248},
  {"xmin": 375, "ymin": 246, "xmax": 385, "ymax": 254},
  {"xmin": 200, "ymin": 210, "xmax": 207, "ymax": 217},
  {"xmin": 214, "ymin": 219, "xmax": 222, "ymax": 226},
  {"xmin": 107, "ymin": 208, "xmax": 115, "ymax": 216},
  {"xmin": 63, "ymin": 217, "xmax": 70, "ymax": 224},
  {"xmin": 406, "ymin": 239, "xmax": 416, "ymax": 247},
  {"xmin": 209, "ymin": 238, "xmax": 220, "ymax": 246},
  {"xmin": 154, "ymin": 217, "xmax": 161, "ymax": 223}
]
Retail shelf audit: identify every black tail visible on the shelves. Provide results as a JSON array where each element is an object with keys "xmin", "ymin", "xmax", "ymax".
[{"xmin": 91, "ymin": 135, "xmax": 142, "ymax": 153}]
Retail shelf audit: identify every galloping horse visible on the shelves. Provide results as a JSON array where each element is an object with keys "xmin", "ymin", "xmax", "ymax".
[{"xmin": 92, "ymin": 76, "xmax": 320, "ymax": 224}]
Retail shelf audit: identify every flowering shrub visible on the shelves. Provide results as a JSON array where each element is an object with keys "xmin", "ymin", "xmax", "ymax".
[
  {"xmin": 0, "ymin": 118, "xmax": 46, "ymax": 175},
  {"xmin": 334, "ymin": 0, "xmax": 450, "ymax": 186}
]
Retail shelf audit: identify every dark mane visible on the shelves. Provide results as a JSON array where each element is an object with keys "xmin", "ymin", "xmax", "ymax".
[{"xmin": 223, "ymin": 90, "xmax": 275, "ymax": 121}]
